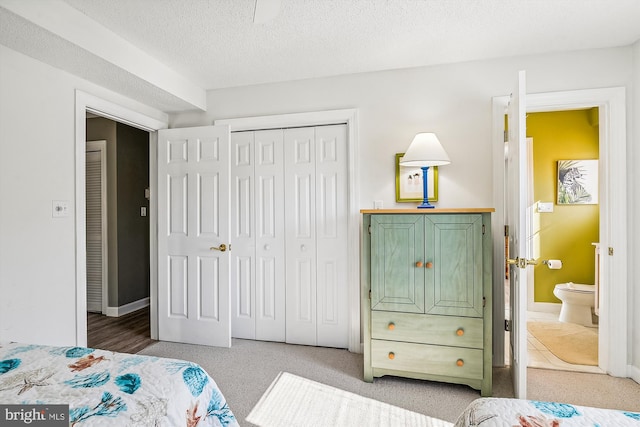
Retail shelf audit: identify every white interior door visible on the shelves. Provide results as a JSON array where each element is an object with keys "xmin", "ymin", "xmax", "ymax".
[
  {"xmin": 157, "ymin": 125, "xmax": 231, "ymax": 347},
  {"xmin": 86, "ymin": 140, "xmax": 107, "ymax": 314},
  {"xmin": 506, "ymin": 70, "xmax": 529, "ymax": 398}
]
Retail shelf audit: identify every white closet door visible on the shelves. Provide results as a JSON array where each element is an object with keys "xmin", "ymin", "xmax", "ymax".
[
  {"xmin": 285, "ymin": 125, "xmax": 348, "ymax": 347},
  {"xmin": 231, "ymin": 130, "xmax": 285, "ymax": 341},
  {"xmin": 314, "ymin": 125, "xmax": 349, "ymax": 348},
  {"xmin": 86, "ymin": 145, "xmax": 106, "ymax": 314},
  {"xmin": 231, "ymin": 131, "xmax": 256, "ymax": 338},
  {"xmin": 285, "ymin": 127, "xmax": 317, "ymax": 345},
  {"xmin": 254, "ymin": 130, "xmax": 285, "ymax": 341}
]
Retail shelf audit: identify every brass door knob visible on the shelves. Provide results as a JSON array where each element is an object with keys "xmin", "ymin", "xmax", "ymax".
[
  {"xmin": 388, "ymin": 352, "xmax": 395, "ymax": 360},
  {"xmin": 388, "ymin": 322, "xmax": 395, "ymax": 331},
  {"xmin": 210, "ymin": 243, "xmax": 227, "ymax": 252},
  {"xmin": 415, "ymin": 261, "xmax": 423, "ymax": 268},
  {"xmin": 456, "ymin": 328, "xmax": 464, "ymax": 336},
  {"xmin": 456, "ymin": 359, "xmax": 464, "ymax": 367},
  {"xmin": 425, "ymin": 262, "xmax": 433, "ymax": 269}
]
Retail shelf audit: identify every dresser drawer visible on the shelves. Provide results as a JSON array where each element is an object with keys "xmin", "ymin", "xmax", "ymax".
[
  {"xmin": 371, "ymin": 339, "xmax": 483, "ymax": 380},
  {"xmin": 371, "ymin": 311, "xmax": 483, "ymax": 348}
]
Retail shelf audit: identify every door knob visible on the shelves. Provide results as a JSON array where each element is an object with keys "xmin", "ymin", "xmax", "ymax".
[
  {"xmin": 506, "ymin": 257, "xmax": 536, "ymax": 269},
  {"xmin": 210, "ymin": 244, "xmax": 227, "ymax": 252}
]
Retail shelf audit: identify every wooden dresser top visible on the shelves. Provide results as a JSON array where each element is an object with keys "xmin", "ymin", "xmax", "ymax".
[{"xmin": 360, "ymin": 208, "xmax": 495, "ymax": 214}]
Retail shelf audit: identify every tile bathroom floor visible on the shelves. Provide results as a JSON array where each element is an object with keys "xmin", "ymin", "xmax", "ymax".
[{"xmin": 527, "ymin": 311, "xmax": 604, "ymax": 374}]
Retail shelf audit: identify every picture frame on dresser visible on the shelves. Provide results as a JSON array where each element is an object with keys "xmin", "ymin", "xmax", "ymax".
[{"xmin": 395, "ymin": 153, "xmax": 438, "ymax": 202}]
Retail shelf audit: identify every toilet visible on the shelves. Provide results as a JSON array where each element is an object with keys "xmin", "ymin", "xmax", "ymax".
[{"xmin": 553, "ymin": 282, "xmax": 595, "ymax": 326}]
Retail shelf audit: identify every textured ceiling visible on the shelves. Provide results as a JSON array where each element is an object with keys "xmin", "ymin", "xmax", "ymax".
[{"xmin": 2, "ymin": 0, "xmax": 640, "ymax": 112}]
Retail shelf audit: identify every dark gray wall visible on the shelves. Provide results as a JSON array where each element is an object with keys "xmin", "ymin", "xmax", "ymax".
[{"xmin": 115, "ymin": 123, "xmax": 149, "ymax": 306}]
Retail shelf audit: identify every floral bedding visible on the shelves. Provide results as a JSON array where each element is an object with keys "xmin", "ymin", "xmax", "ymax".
[
  {"xmin": 0, "ymin": 342, "xmax": 238, "ymax": 426},
  {"xmin": 455, "ymin": 397, "xmax": 640, "ymax": 426}
]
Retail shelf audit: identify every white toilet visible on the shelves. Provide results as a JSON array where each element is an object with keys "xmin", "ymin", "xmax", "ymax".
[{"xmin": 553, "ymin": 282, "xmax": 595, "ymax": 326}]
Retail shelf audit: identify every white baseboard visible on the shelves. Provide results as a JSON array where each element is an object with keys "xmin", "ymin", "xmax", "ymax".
[
  {"xmin": 528, "ymin": 302, "xmax": 561, "ymax": 314},
  {"xmin": 106, "ymin": 297, "xmax": 150, "ymax": 317},
  {"xmin": 628, "ymin": 364, "xmax": 640, "ymax": 385}
]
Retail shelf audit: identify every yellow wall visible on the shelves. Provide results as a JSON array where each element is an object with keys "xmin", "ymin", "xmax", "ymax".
[{"xmin": 528, "ymin": 109, "xmax": 599, "ymax": 303}]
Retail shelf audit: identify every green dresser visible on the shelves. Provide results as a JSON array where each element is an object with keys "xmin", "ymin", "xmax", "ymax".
[{"xmin": 361, "ymin": 209, "xmax": 493, "ymax": 396}]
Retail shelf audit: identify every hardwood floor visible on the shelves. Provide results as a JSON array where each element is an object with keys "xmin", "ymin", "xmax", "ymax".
[{"xmin": 87, "ymin": 306, "xmax": 157, "ymax": 354}]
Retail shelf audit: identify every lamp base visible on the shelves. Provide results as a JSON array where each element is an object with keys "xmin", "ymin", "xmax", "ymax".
[
  {"xmin": 417, "ymin": 201, "xmax": 435, "ymax": 209},
  {"xmin": 417, "ymin": 166, "xmax": 435, "ymax": 208}
]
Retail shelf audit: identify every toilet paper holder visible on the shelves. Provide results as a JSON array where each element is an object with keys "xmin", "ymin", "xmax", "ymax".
[{"xmin": 543, "ymin": 259, "xmax": 563, "ymax": 269}]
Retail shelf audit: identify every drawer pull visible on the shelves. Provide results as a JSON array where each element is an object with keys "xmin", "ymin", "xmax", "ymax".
[
  {"xmin": 388, "ymin": 322, "xmax": 396, "ymax": 331},
  {"xmin": 456, "ymin": 328, "xmax": 464, "ymax": 336},
  {"xmin": 415, "ymin": 261, "xmax": 423, "ymax": 268},
  {"xmin": 388, "ymin": 352, "xmax": 395, "ymax": 360},
  {"xmin": 425, "ymin": 262, "xmax": 433, "ymax": 269},
  {"xmin": 456, "ymin": 359, "xmax": 464, "ymax": 367}
]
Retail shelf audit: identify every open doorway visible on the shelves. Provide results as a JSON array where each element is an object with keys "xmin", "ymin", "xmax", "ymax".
[
  {"xmin": 85, "ymin": 114, "xmax": 154, "ymax": 354},
  {"xmin": 524, "ymin": 109, "xmax": 603, "ymax": 374},
  {"xmin": 493, "ymin": 85, "xmax": 628, "ymax": 388}
]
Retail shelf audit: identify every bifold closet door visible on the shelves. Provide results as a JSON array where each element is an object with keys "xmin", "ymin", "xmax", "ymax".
[
  {"xmin": 284, "ymin": 125, "xmax": 349, "ymax": 348},
  {"xmin": 231, "ymin": 130, "xmax": 285, "ymax": 341}
]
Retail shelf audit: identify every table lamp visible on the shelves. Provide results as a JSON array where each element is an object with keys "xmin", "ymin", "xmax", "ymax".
[{"xmin": 399, "ymin": 132, "xmax": 450, "ymax": 208}]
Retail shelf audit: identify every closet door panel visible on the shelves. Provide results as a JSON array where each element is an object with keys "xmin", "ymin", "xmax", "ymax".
[
  {"xmin": 255, "ymin": 130, "xmax": 285, "ymax": 341},
  {"xmin": 285, "ymin": 127, "xmax": 318, "ymax": 346},
  {"xmin": 231, "ymin": 132, "xmax": 256, "ymax": 339},
  {"xmin": 315, "ymin": 125, "xmax": 349, "ymax": 348}
]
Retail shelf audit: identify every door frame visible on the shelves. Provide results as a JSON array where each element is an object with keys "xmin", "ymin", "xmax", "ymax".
[
  {"xmin": 216, "ymin": 109, "xmax": 361, "ymax": 353},
  {"xmin": 75, "ymin": 90, "xmax": 167, "ymax": 346},
  {"xmin": 85, "ymin": 139, "xmax": 108, "ymax": 314},
  {"xmin": 492, "ymin": 87, "xmax": 627, "ymax": 377}
]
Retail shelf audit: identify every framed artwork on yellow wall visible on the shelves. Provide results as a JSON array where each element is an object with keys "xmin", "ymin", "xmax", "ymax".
[
  {"xmin": 395, "ymin": 153, "xmax": 438, "ymax": 203},
  {"xmin": 557, "ymin": 159, "xmax": 598, "ymax": 204}
]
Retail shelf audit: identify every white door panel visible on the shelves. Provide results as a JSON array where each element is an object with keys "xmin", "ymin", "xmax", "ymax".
[
  {"xmin": 231, "ymin": 130, "xmax": 285, "ymax": 341},
  {"xmin": 158, "ymin": 125, "xmax": 231, "ymax": 347},
  {"xmin": 506, "ymin": 71, "xmax": 529, "ymax": 398},
  {"xmin": 315, "ymin": 125, "xmax": 349, "ymax": 348},
  {"xmin": 285, "ymin": 127, "xmax": 318, "ymax": 345},
  {"xmin": 285, "ymin": 125, "xmax": 349, "ymax": 347},
  {"xmin": 254, "ymin": 130, "xmax": 285, "ymax": 341},
  {"xmin": 231, "ymin": 131, "xmax": 256, "ymax": 339}
]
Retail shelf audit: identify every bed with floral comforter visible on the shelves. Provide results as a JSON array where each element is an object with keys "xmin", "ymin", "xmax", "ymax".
[
  {"xmin": 0, "ymin": 342, "xmax": 238, "ymax": 426},
  {"xmin": 455, "ymin": 397, "xmax": 640, "ymax": 426}
]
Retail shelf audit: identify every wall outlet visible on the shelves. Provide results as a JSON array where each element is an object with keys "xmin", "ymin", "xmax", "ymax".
[{"xmin": 374, "ymin": 200, "xmax": 383, "ymax": 209}]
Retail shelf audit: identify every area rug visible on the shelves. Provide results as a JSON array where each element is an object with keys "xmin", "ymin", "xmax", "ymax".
[
  {"xmin": 527, "ymin": 321, "xmax": 598, "ymax": 366},
  {"xmin": 246, "ymin": 372, "xmax": 453, "ymax": 427}
]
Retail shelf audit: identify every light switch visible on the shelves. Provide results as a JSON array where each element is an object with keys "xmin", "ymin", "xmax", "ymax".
[
  {"xmin": 537, "ymin": 202, "xmax": 554, "ymax": 213},
  {"xmin": 374, "ymin": 200, "xmax": 383, "ymax": 209},
  {"xmin": 140, "ymin": 207, "xmax": 147, "ymax": 217},
  {"xmin": 52, "ymin": 200, "xmax": 70, "ymax": 218}
]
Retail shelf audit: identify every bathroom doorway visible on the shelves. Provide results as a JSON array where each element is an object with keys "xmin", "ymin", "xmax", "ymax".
[{"xmin": 525, "ymin": 108, "xmax": 602, "ymax": 374}]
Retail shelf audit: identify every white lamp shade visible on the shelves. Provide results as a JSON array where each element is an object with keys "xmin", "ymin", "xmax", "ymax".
[{"xmin": 399, "ymin": 132, "xmax": 451, "ymax": 167}]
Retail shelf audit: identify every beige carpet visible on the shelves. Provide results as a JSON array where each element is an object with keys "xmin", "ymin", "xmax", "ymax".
[
  {"xmin": 528, "ymin": 321, "xmax": 598, "ymax": 366},
  {"xmin": 247, "ymin": 372, "xmax": 453, "ymax": 427}
]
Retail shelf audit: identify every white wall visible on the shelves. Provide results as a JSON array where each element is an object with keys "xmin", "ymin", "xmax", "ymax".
[
  {"xmin": 172, "ymin": 48, "xmax": 633, "ymax": 212},
  {"xmin": 0, "ymin": 45, "xmax": 165, "ymax": 345}
]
